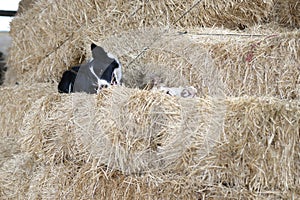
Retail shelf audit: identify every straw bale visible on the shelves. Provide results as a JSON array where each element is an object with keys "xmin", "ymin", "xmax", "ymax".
[
  {"xmin": 6, "ymin": 0, "xmax": 275, "ymax": 84},
  {"xmin": 6, "ymin": 85, "xmax": 224, "ymax": 199},
  {"xmin": 0, "ymin": 84, "xmax": 55, "ymax": 198},
  {"xmin": 186, "ymin": 29, "xmax": 300, "ymax": 99},
  {"xmin": 0, "ymin": 83, "xmax": 56, "ymax": 138},
  {"xmin": 215, "ymin": 97, "xmax": 300, "ymax": 197},
  {"xmin": 20, "ymin": 86, "xmax": 224, "ymax": 173},
  {"xmin": 106, "ymin": 28, "xmax": 299, "ymax": 99},
  {"xmin": 0, "ymin": 88, "xmax": 298, "ymax": 198},
  {"xmin": 99, "ymin": 28, "xmax": 224, "ymax": 97},
  {"xmin": 206, "ymin": 31, "xmax": 300, "ymax": 99},
  {"xmin": 7, "ymin": 19, "xmax": 299, "ymax": 99},
  {"xmin": 6, "ymin": 0, "xmax": 298, "ymax": 98},
  {"xmin": 1, "ymin": 0, "xmax": 300, "ymax": 198}
]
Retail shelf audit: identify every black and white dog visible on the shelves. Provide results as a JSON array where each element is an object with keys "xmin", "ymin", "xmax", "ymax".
[{"xmin": 58, "ymin": 43, "xmax": 122, "ymax": 94}]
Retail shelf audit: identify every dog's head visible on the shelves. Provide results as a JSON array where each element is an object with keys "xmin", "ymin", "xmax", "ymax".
[
  {"xmin": 72, "ymin": 43, "xmax": 122, "ymax": 94},
  {"xmin": 91, "ymin": 43, "xmax": 122, "ymax": 86}
]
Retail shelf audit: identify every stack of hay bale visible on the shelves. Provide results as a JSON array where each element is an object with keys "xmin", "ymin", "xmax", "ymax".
[{"xmin": 0, "ymin": 0, "xmax": 299, "ymax": 199}]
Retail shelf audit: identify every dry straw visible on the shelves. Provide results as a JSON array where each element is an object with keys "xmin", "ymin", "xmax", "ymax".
[
  {"xmin": 17, "ymin": 0, "xmax": 38, "ymax": 14},
  {"xmin": 98, "ymin": 27, "xmax": 225, "ymax": 97},
  {"xmin": 6, "ymin": 25, "xmax": 300, "ymax": 99},
  {"xmin": 1, "ymin": 0, "xmax": 300, "ymax": 199},
  {"xmin": 20, "ymin": 86, "xmax": 225, "ymax": 174},
  {"xmin": 101, "ymin": 28, "xmax": 300, "ymax": 99},
  {"xmin": 272, "ymin": 0, "xmax": 300, "ymax": 29},
  {"xmin": 6, "ymin": 0, "xmax": 293, "ymax": 85},
  {"xmin": 0, "ymin": 85, "xmax": 299, "ymax": 199},
  {"xmin": 0, "ymin": 83, "xmax": 56, "ymax": 138},
  {"xmin": 197, "ymin": 30, "xmax": 300, "ymax": 99}
]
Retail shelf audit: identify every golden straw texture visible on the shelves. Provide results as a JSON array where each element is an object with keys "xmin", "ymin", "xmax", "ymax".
[
  {"xmin": 0, "ymin": 85, "xmax": 299, "ymax": 199},
  {"xmin": 1, "ymin": 0, "xmax": 300, "ymax": 199}
]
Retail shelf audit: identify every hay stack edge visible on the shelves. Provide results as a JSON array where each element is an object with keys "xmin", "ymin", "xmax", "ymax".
[{"xmin": 1, "ymin": 0, "xmax": 300, "ymax": 199}]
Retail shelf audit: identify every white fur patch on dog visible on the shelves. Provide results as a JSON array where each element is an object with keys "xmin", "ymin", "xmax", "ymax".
[
  {"xmin": 107, "ymin": 52, "xmax": 117, "ymax": 60},
  {"xmin": 89, "ymin": 65, "xmax": 109, "ymax": 93},
  {"xmin": 107, "ymin": 52, "xmax": 122, "ymax": 85},
  {"xmin": 113, "ymin": 66, "xmax": 122, "ymax": 85}
]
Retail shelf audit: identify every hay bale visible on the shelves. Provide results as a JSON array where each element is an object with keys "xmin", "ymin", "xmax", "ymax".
[
  {"xmin": 6, "ymin": 0, "xmax": 299, "ymax": 98},
  {"xmin": 0, "ymin": 84, "xmax": 54, "ymax": 198},
  {"xmin": 1, "ymin": 0, "xmax": 299, "ymax": 198},
  {"xmin": 7, "ymin": 16, "xmax": 299, "ymax": 99},
  {"xmin": 1, "ymin": 86, "xmax": 299, "ymax": 199},
  {"xmin": 6, "ymin": 0, "xmax": 275, "ymax": 84},
  {"xmin": 100, "ymin": 28, "xmax": 224, "ymax": 97},
  {"xmin": 5, "ymin": 85, "xmax": 224, "ymax": 198},
  {"xmin": 216, "ymin": 97, "xmax": 300, "ymax": 198},
  {"xmin": 20, "ymin": 86, "xmax": 224, "ymax": 173},
  {"xmin": 167, "ymin": 29, "xmax": 300, "ymax": 99},
  {"xmin": 213, "ymin": 31, "xmax": 300, "ymax": 99},
  {"xmin": 0, "ymin": 83, "xmax": 56, "ymax": 138},
  {"xmin": 108, "ymin": 28, "xmax": 299, "ymax": 99}
]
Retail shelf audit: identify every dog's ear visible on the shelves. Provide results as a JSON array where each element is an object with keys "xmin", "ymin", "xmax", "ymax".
[{"xmin": 91, "ymin": 43, "xmax": 97, "ymax": 51}]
